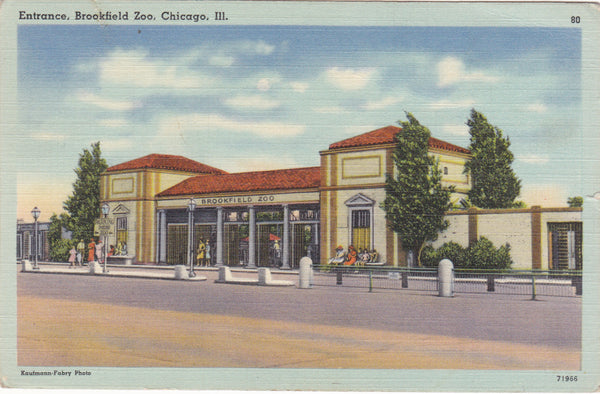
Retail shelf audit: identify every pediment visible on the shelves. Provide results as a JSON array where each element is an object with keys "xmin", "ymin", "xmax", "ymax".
[
  {"xmin": 345, "ymin": 193, "xmax": 375, "ymax": 207},
  {"xmin": 112, "ymin": 204, "xmax": 131, "ymax": 215}
]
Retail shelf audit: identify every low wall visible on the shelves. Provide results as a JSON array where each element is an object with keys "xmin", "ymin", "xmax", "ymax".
[{"xmin": 432, "ymin": 206, "xmax": 582, "ymax": 269}]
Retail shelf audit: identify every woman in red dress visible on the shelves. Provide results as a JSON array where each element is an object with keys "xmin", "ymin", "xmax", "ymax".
[
  {"xmin": 88, "ymin": 239, "xmax": 96, "ymax": 262},
  {"xmin": 344, "ymin": 245, "xmax": 358, "ymax": 265}
]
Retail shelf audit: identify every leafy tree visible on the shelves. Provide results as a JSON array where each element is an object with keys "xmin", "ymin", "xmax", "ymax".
[
  {"xmin": 381, "ymin": 113, "xmax": 454, "ymax": 266},
  {"xmin": 48, "ymin": 213, "xmax": 72, "ymax": 261},
  {"xmin": 567, "ymin": 196, "xmax": 583, "ymax": 207},
  {"xmin": 63, "ymin": 142, "xmax": 108, "ymax": 242},
  {"xmin": 464, "ymin": 109, "xmax": 521, "ymax": 208}
]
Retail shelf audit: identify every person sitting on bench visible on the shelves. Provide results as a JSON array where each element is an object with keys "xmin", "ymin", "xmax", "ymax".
[
  {"xmin": 328, "ymin": 245, "xmax": 346, "ymax": 265},
  {"xmin": 344, "ymin": 245, "xmax": 358, "ymax": 265}
]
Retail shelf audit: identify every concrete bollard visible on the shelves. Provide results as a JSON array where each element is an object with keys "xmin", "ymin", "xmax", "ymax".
[
  {"xmin": 217, "ymin": 266, "xmax": 230, "ymax": 282},
  {"xmin": 258, "ymin": 267, "xmax": 269, "ymax": 285},
  {"xmin": 21, "ymin": 260, "xmax": 32, "ymax": 272},
  {"xmin": 88, "ymin": 261, "xmax": 102, "ymax": 274},
  {"xmin": 438, "ymin": 259, "xmax": 454, "ymax": 297},
  {"xmin": 174, "ymin": 265, "xmax": 188, "ymax": 280},
  {"xmin": 298, "ymin": 257, "xmax": 313, "ymax": 289}
]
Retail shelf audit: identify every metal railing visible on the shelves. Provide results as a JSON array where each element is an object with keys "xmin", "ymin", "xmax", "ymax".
[{"xmin": 312, "ymin": 265, "xmax": 582, "ymax": 298}]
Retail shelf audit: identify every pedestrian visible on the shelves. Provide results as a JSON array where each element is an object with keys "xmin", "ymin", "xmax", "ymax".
[
  {"xmin": 95, "ymin": 239, "xmax": 104, "ymax": 264},
  {"xmin": 108, "ymin": 245, "xmax": 115, "ymax": 257},
  {"xmin": 196, "ymin": 239, "xmax": 206, "ymax": 267},
  {"xmin": 76, "ymin": 239, "xmax": 85, "ymax": 266},
  {"xmin": 88, "ymin": 238, "xmax": 96, "ymax": 263},
  {"xmin": 205, "ymin": 239, "xmax": 211, "ymax": 266},
  {"xmin": 68, "ymin": 246, "xmax": 77, "ymax": 268}
]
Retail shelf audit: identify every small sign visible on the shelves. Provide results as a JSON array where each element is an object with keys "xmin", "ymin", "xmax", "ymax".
[{"xmin": 94, "ymin": 218, "xmax": 115, "ymax": 236}]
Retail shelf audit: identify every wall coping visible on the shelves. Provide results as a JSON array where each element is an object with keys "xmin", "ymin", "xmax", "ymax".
[{"xmin": 446, "ymin": 206, "xmax": 583, "ymax": 215}]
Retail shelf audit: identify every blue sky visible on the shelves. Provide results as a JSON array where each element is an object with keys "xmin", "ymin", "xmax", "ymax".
[{"xmin": 16, "ymin": 25, "xmax": 582, "ymax": 220}]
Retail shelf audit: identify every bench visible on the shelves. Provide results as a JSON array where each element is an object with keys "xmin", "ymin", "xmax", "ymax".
[
  {"xmin": 258, "ymin": 268, "xmax": 294, "ymax": 286},
  {"xmin": 107, "ymin": 255, "xmax": 135, "ymax": 265},
  {"xmin": 215, "ymin": 266, "xmax": 259, "ymax": 285}
]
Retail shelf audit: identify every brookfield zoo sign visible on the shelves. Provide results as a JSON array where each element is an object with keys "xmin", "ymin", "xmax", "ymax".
[{"xmin": 173, "ymin": 193, "xmax": 318, "ymax": 208}]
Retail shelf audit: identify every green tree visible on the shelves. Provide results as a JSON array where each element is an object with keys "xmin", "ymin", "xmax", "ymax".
[
  {"xmin": 567, "ymin": 196, "xmax": 583, "ymax": 207},
  {"xmin": 381, "ymin": 113, "xmax": 454, "ymax": 266},
  {"xmin": 63, "ymin": 142, "xmax": 108, "ymax": 242},
  {"xmin": 48, "ymin": 213, "xmax": 72, "ymax": 261},
  {"xmin": 464, "ymin": 109, "xmax": 521, "ymax": 208}
]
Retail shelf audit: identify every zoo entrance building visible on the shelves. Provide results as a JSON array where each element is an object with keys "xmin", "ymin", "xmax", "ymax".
[{"xmin": 99, "ymin": 125, "xmax": 582, "ymax": 270}]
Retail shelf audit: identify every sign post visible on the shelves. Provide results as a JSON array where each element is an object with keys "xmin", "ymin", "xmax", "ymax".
[{"xmin": 94, "ymin": 217, "xmax": 114, "ymax": 273}]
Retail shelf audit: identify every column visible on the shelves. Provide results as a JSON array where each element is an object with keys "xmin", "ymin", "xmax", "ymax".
[
  {"xmin": 531, "ymin": 206, "xmax": 542, "ymax": 270},
  {"xmin": 216, "ymin": 207, "xmax": 224, "ymax": 266},
  {"xmin": 155, "ymin": 211, "xmax": 160, "ymax": 263},
  {"xmin": 159, "ymin": 210, "xmax": 167, "ymax": 263},
  {"xmin": 247, "ymin": 206, "xmax": 256, "ymax": 268},
  {"xmin": 281, "ymin": 204, "xmax": 291, "ymax": 269}
]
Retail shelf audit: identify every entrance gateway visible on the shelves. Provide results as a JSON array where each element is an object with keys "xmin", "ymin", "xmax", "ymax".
[
  {"xmin": 98, "ymin": 126, "xmax": 475, "ymax": 266},
  {"xmin": 158, "ymin": 203, "xmax": 320, "ymax": 269}
]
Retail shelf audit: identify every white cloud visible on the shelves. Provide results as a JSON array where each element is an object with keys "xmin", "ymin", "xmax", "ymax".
[
  {"xmin": 363, "ymin": 96, "xmax": 402, "ymax": 110},
  {"xmin": 527, "ymin": 103, "xmax": 548, "ymax": 113},
  {"xmin": 101, "ymin": 138, "xmax": 135, "ymax": 151},
  {"xmin": 441, "ymin": 124, "xmax": 469, "ymax": 136},
  {"xmin": 224, "ymin": 95, "xmax": 280, "ymax": 110},
  {"xmin": 98, "ymin": 48, "xmax": 210, "ymax": 89},
  {"xmin": 437, "ymin": 57, "xmax": 499, "ymax": 87},
  {"xmin": 158, "ymin": 113, "xmax": 305, "ymax": 138},
  {"xmin": 209, "ymin": 55, "xmax": 235, "ymax": 67},
  {"xmin": 290, "ymin": 82, "xmax": 309, "ymax": 93},
  {"xmin": 517, "ymin": 154, "xmax": 550, "ymax": 164},
  {"xmin": 325, "ymin": 67, "xmax": 376, "ymax": 90},
  {"xmin": 428, "ymin": 99, "xmax": 476, "ymax": 109},
  {"xmin": 238, "ymin": 40, "xmax": 275, "ymax": 56},
  {"xmin": 77, "ymin": 92, "xmax": 141, "ymax": 111},
  {"xmin": 31, "ymin": 132, "xmax": 67, "ymax": 141},
  {"xmin": 256, "ymin": 77, "xmax": 281, "ymax": 91}
]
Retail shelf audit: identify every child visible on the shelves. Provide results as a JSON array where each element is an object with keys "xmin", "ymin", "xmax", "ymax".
[{"xmin": 68, "ymin": 246, "xmax": 77, "ymax": 268}]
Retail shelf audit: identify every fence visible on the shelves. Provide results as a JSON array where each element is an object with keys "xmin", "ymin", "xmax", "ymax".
[{"xmin": 311, "ymin": 265, "xmax": 582, "ymax": 298}]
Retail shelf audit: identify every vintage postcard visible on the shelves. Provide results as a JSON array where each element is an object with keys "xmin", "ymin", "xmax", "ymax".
[{"xmin": 1, "ymin": 0, "xmax": 599, "ymax": 391}]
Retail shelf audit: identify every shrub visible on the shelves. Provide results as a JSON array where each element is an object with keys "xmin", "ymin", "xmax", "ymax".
[
  {"xmin": 49, "ymin": 238, "xmax": 73, "ymax": 262},
  {"xmin": 421, "ymin": 238, "xmax": 512, "ymax": 269},
  {"xmin": 420, "ymin": 245, "xmax": 437, "ymax": 267},
  {"xmin": 464, "ymin": 237, "xmax": 513, "ymax": 270},
  {"xmin": 435, "ymin": 242, "xmax": 466, "ymax": 267}
]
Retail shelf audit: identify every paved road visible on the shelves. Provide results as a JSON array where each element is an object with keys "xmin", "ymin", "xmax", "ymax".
[{"xmin": 17, "ymin": 270, "xmax": 581, "ymax": 350}]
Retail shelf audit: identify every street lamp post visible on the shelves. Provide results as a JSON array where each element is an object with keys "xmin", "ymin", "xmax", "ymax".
[
  {"xmin": 31, "ymin": 206, "xmax": 40, "ymax": 270},
  {"xmin": 101, "ymin": 203, "xmax": 110, "ymax": 273},
  {"xmin": 187, "ymin": 198, "xmax": 196, "ymax": 278}
]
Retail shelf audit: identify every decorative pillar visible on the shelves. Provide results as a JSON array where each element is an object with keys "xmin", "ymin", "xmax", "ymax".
[
  {"xmin": 216, "ymin": 207, "xmax": 224, "ymax": 266},
  {"xmin": 248, "ymin": 206, "xmax": 256, "ymax": 268},
  {"xmin": 468, "ymin": 207, "xmax": 478, "ymax": 246},
  {"xmin": 531, "ymin": 206, "xmax": 542, "ymax": 270},
  {"xmin": 281, "ymin": 204, "xmax": 291, "ymax": 269},
  {"xmin": 155, "ymin": 210, "xmax": 160, "ymax": 263},
  {"xmin": 159, "ymin": 210, "xmax": 167, "ymax": 263}
]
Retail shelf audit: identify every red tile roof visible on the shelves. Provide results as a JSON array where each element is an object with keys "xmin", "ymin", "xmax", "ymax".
[
  {"xmin": 157, "ymin": 166, "xmax": 321, "ymax": 197},
  {"xmin": 329, "ymin": 125, "xmax": 470, "ymax": 154},
  {"xmin": 106, "ymin": 154, "xmax": 227, "ymax": 175}
]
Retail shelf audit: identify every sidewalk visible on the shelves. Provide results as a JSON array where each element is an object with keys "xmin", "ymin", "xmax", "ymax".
[
  {"xmin": 19, "ymin": 262, "xmax": 207, "ymax": 281},
  {"xmin": 18, "ymin": 262, "xmax": 299, "ymax": 282}
]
